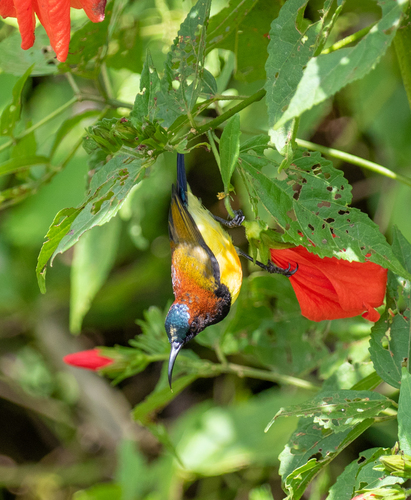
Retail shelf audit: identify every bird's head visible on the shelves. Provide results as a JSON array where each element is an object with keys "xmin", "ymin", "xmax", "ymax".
[{"xmin": 165, "ymin": 302, "xmax": 194, "ymax": 388}]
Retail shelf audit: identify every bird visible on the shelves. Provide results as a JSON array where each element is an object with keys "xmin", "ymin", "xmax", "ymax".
[{"xmin": 165, "ymin": 153, "xmax": 297, "ymax": 387}]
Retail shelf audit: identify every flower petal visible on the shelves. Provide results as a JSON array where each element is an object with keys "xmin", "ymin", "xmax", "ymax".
[
  {"xmin": 14, "ymin": 0, "xmax": 36, "ymax": 50},
  {"xmin": 271, "ymin": 246, "xmax": 387, "ymax": 322},
  {"xmin": 63, "ymin": 348, "xmax": 114, "ymax": 370},
  {"xmin": 35, "ymin": 0, "xmax": 71, "ymax": 61},
  {"xmin": 0, "ymin": 0, "xmax": 17, "ymax": 18},
  {"xmin": 78, "ymin": 0, "xmax": 106, "ymax": 22}
]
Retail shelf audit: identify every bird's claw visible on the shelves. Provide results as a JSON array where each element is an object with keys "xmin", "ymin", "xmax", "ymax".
[
  {"xmin": 266, "ymin": 261, "xmax": 298, "ymax": 277},
  {"xmin": 213, "ymin": 210, "xmax": 245, "ymax": 228}
]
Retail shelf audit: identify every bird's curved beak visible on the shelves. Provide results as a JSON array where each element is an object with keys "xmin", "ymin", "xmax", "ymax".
[{"xmin": 168, "ymin": 341, "xmax": 183, "ymax": 389}]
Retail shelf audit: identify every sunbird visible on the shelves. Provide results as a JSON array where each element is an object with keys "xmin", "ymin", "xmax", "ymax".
[{"xmin": 165, "ymin": 154, "xmax": 297, "ymax": 386}]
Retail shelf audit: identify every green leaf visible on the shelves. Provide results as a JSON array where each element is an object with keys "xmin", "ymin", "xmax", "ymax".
[
  {"xmin": 398, "ymin": 368, "xmax": 411, "ymax": 455},
  {"xmin": 239, "ymin": 149, "xmax": 411, "ymax": 278},
  {"xmin": 279, "ymin": 418, "xmax": 375, "ymax": 500},
  {"xmin": 115, "ymin": 440, "xmax": 148, "ymax": 500},
  {"xmin": 265, "ymin": 0, "xmax": 319, "ymax": 153},
  {"xmin": 208, "ymin": 0, "xmax": 280, "ymax": 82},
  {"xmin": 50, "ymin": 110, "xmax": 101, "ymax": 159},
  {"xmin": 37, "ymin": 155, "xmax": 148, "ymax": 292},
  {"xmin": 0, "ymin": 155, "xmax": 49, "ymax": 177},
  {"xmin": 0, "ymin": 31, "xmax": 58, "ymax": 76},
  {"xmin": 73, "ymin": 483, "xmax": 122, "ymax": 500},
  {"xmin": 70, "ymin": 217, "xmax": 121, "ymax": 334},
  {"xmin": 51, "ymin": 156, "xmax": 147, "ymax": 263},
  {"xmin": 370, "ymin": 227, "xmax": 411, "ymax": 388},
  {"xmin": 276, "ymin": 0, "xmax": 409, "ymax": 128},
  {"xmin": 219, "ymin": 114, "xmax": 241, "ymax": 191},
  {"xmin": 277, "ymin": 374, "xmax": 389, "ymax": 499},
  {"xmin": 326, "ymin": 448, "xmax": 405, "ymax": 500},
  {"xmin": 268, "ymin": 390, "xmax": 394, "ymax": 434},
  {"xmin": 394, "ymin": 3, "xmax": 411, "ymax": 111},
  {"xmin": 36, "ymin": 207, "xmax": 82, "ymax": 293},
  {"xmin": 157, "ymin": 0, "xmax": 213, "ymax": 127},
  {"xmin": 0, "ymin": 64, "xmax": 33, "ymax": 137},
  {"xmin": 130, "ymin": 53, "xmax": 161, "ymax": 125},
  {"xmin": 206, "ymin": 0, "xmax": 259, "ymax": 53},
  {"xmin": 130, "ymin": 306, "xmax": 170, "ymax": 356}
]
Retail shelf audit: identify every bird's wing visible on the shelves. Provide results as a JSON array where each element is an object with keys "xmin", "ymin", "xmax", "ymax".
[{"xmin": 169, "ymin": 187, "xmax": 220, "ymax": 294}]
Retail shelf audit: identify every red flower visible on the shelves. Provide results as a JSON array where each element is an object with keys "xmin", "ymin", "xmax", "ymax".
[
  {"xmin": 0, "ymin": 0, "xmax": 106, "ymax": 62},
  {"xmin": 63, "ymin": 348, "xmax": 113, "ymax": 370},
  {"xmin": 270, "ymin": 246, "xmax": 387, "ymax": 322}
]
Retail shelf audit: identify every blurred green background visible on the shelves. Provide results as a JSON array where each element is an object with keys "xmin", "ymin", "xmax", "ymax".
[{"xmin": 0, "ymin": 0, "xmax": 410, "ymax": 498}]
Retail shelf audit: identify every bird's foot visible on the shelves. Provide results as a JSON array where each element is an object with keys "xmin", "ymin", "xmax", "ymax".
[
  {"xmin": 264, "ymin": 261, "xmax": 298, "ymax": 277},
  {"xmin": 236, "ymin": 248, "xmax": 298, "ymax": 278},
  {"xmin": 213, "ymin": 210, "xmax": 245, "ymax": 228}
]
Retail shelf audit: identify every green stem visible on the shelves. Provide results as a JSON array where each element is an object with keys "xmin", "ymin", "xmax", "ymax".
[
  {"xmin": 321, "ymin": 23, "xmax": 376, "ymax": 55},
  {"xmin": 0, "ymin": 96, "xmax": 78, "ymax": 154},
  {"xmin": 223, "ymin": 362, "xmax": 320, "ymax": 391},
  {"xmin": 189, "ymin": 88, "xmax": 266, "ymax": 142},
  {"xmin": 207, "ymin": 130, "xmax": 221, "ymax": 168},
  {"xmin": 65, "ymin": 72, "xmax": 80, "ymax": 95},
  {"xmin": 296, "ymin": 138, "xmax": 411, "ymax": 188}
]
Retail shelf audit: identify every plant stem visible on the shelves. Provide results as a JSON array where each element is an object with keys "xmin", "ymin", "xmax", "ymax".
[
  {"xmin": 394, "ymin": 3, "xmax": 411, "ymax": 112},
  {"xmin": 321, "ymin": 23, "xmax": 376, "ymax": 54},
  {"xmin": 189, "ymin": 88, "xmax": 266, "ymax": 142},
  {"xmin": 296, "ymin": 138, "xmax": 411, "ymax": 188},
  {"xmin": 207, "ymin": 130, "xmax": 221, "ymax": 168},
  {"xmin": 223, "ymin": 362, "xmax": 321, "ymax": 391},
  {"xmin": 0, "ymin": 96, "xmax": 78, "ymax": 154}
]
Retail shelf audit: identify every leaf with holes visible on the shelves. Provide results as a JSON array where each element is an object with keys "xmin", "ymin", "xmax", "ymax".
[
  {"xmin": 267, "ymin": 390, "xmax": 394, "ymax": 434},
  {"xmin": 265, "ymin": 0, "xmax": 342, "ymax": 153},
  {"xmin": 157, "ymin": 0, "xmax": 214, "ymax": 127},
  {"xmin": 276, "ymin": 0, "xmax": 408, "ymax": 128},
  {"xmin": 326, "ymin": 448, "xmax": 405, "ymax": 500},
  {"xmin": 37, "ymin": 155, "xmax": 150, "ymax": 292},
  {"xmin": 369, "ymin": 227, "xmax": 411, "ymax": 388},
  {"xmin": 130, "ymin": 53, "xmax": 161, "ymax": 125},
  {"xmin": 278, "ymin": 418, "xmax": 375, "ymax": 500},
  {"xmin": 239, "ymin": 149, "xmax": 411, "ymax": 279}
]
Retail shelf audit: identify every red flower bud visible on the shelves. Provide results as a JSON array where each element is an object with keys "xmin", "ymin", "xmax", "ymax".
[
  {"xmin": 270, "ymin": 246, "xmax": 387, "ymax": 322},
  {"xmin": 63, "ymin": 349, "xmax": 114, "ymax": 371},
  {"xmin": 0, "ymin": 0, "xmax": 107, "ymax": 62}
]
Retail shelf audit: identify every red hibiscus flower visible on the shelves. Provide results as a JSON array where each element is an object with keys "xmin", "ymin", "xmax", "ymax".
[
  {"xmin": 63, "ymin": 348, "xmax": 114, "ymax": 370},
  {"xmin": 0, "ymin": 0, "xmax": 106, "ymax": 62},
  {"xmin": 270, "ymin": 246, "xmax": 387, "ymax": 322}
]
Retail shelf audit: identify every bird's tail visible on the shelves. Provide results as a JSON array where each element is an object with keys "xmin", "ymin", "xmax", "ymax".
[{"xmin": 177, "ymin": 153, "xmax": 188, "ymax": 206}]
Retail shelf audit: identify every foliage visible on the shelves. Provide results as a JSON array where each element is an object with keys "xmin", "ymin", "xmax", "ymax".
[{"xmin": 1, "ymin": 0, "xmax": 411, "ymax": 499}]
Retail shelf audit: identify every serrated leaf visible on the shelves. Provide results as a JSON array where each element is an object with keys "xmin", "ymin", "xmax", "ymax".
[
  {"xmin": 239, "ymin": 149, "xmax": 411, "ymax": 279},
  {"xmin": 37, "ymin": 155, "xmax": 149, "ymax": 292},
  {"xmin": 157, "ymin": 0, "xmax": 213, "ymax": 127},
  {"xmin": 276, "ymin": 0, "xmax": 409, "ymax": 128},
  {"xmin": 0, "ymin": 64, "xmax": 33, "ymax": 137},
  {"xmin": 269, "ymin": 390, "xmax": 393, "ymax": 434},
  {"xmin": 264, "ymin": 0, "xmax": 342, "ymax": 153},
  {"xmin": 36, "ymin": 208, "xmax": 82, "ymax": 293},
  {"xmin": 0, "ymin": 31, "xmax": 58, "ymax": 76},
  {"xmin": 219, "ymin": 114, "xmax": 241, "ymax": 191},
  {"xmin": 240, "ymin": 135, "xmax": 270, "ymax": 154},
  {"xmin": 130, "ymin": 53, "xmax": 161, "ymax": 125},
  {"xmin": 326, "ymin": 448, "xmax": 405, "ymax": 500},
  {"xmin": 370, "ymin": 227, "xmax": 411, "ymax": 388},
  {"xmin": 279, "ymin": 418, "xmax": 375, "ymax": 500},
  {"xmin": 70, "ymin": 217, "xmax": 121, "ymax": 334},
  {"xmin": 131, "ymin": 306, "xmax": 170, "ymax": 356},
  {"xmin": 398, "ymin": 368, "xmax": 411, "ymax": 455},
  {"xmin": 277, "ymin": 374, "xmax": 390, "ymax": 500}
]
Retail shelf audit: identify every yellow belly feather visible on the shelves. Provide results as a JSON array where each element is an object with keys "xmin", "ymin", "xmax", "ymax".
[{"xmin": 186, "ymin": 192, "xmax": 242, "ymax": 303}]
